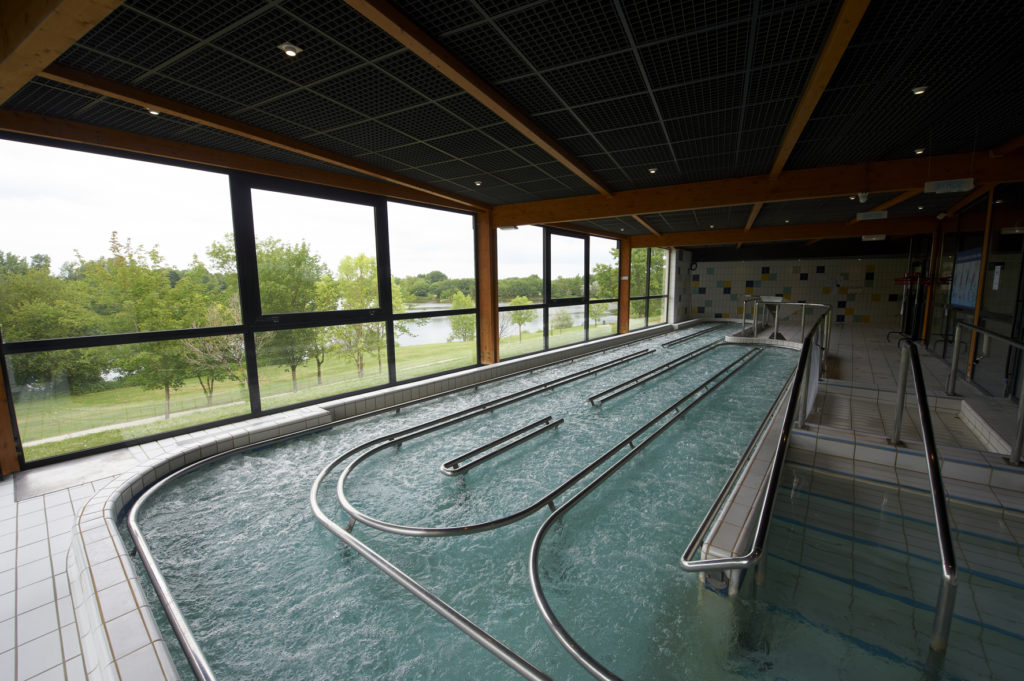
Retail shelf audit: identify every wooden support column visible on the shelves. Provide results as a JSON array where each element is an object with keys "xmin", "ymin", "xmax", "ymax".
[
  {"xmin": 476, "ymin": 211, "xmax": 499, "ymax": 364},
  {"xmin": 920, "ymin": 223, "xmax": 943, "ymax": 344},
  {"xmin": 0, "ymin": 331, "xmax": 21, "ymax": 476},
  {"xmin": 967, "ymin": 189, "xmax": 996, "ymax": 379},
  {"xmin": 617, "ymin": 238, "xmax": 632, "ymax": 333}
]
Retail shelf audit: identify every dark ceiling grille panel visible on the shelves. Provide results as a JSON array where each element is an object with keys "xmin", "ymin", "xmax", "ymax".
[
  {"xmin": 354, "ymin": 152, "xmax": 411, "ymax": 172},
  {"xmin": 613, "ymin": 145, "xmax": 676, "ymax": 168},
  {"xmin": 280, "ymin": 0, "xmax": 403, "ymax": 60},
  {"xmin": 76, "ymin": 6, "xmax": 199, "ymax": 71},
  {"xmin": 654, "ymin": 74, "xmax": 746, "ymax": 120},
  {"xmin": 313, "ymin": 66, "xmax": 426, "ymax": 118},
  {"xmin": 478, "ymin": 123, "xmax": 530, "ymax": 149},
  {"xmin": 596, "ymin": 123, "xmax": 664, "ymax": 152},
  {"xmin": 666, "ymin": 110, "xmax": 742, "ymax": 143},
  {"xmin": 623, "ymin": 0, "xmax": 753, "ymax": 44},
  {"xmin": 159, "ymin": 46, "xmax": 295, "ymax": 108},
  {"xmin": 494, "ymin": 1, "xmax": 628, "ymax": 71},
  {"xmin": 887, "ymin": 192, "xmax": 966, "ymax": 220},
  {"xmin": 575, "ymin": 95, "xmax": 659, "ymax": 134},
  {"xmin": 640, "ymin": 22, "xmax": 750, "ymax": 88},
  {"xmin": 746, "ymin": 60, "xmax": 813, "ymax": 106},
  {"xmin": 751, "ymin": 2, "xmax": 839, "ymax": 67},
  {"xmin": 380, "ymin": 103, "xmax": 469, "ymax": 140},
  {"xmin": 754, "ymin": 194, "xmax": 903, "ymax": 228},
  {"xmin": 56, "ymin": 46, "xmax": 148, "ymax": 84},
  {"xmin": 533, "ymin": 110, "xmax": 587, "ymax": 138},
  {"xmin": 380, "ymin": 143, "xmax": 450, "ymax": 167},
  {"xmin": 377, "ymin": 52, "xmax": 464, "ymax": 100},
  {"xmin": 417, "ymin": 159, "xmax": 478, "ymax": 180},
  {"xmin": 220, "ymin": 108, "xmax": 314, "ymax": 142},
  {"xmin": 211, "ymin": 7, "xmax": 363, "ymax": 86},
  {"xmin": 493, "ymin": 166, "xmax": 552, "ymax": 185},
  {"xmin": 462, "ymin": 149, "xmax": 530, "ymax": 173},
  {"xmin": 438, "ymin": 93, "xmax": 503, "ymax": 128},
  {"xmin": 498, "ymin": 76, "xmax": 563, "ymax": 116},
  {"xmin": 429, "ymin": 130, "xmax": 504, "ymax": 157},
  {"xmin": 577, "ymin": 216, "xmax": 641, "ymax": 236},
  {"xmin": 131, "ymin": 73, "xmax": 240, "ymax": 116},
  {"xmin": 330, "ymin": 120, "xmax": 413, "ymax": 152},
  {"xmin": 578, "ymin": 152, "xmax": 619, "ymax": 172},
  {"xmin": 562, "ymin": 135, "xmax": 606, "ymax": 157},
  {"xmin": 544, "ymin": 52, "xmax": 645, "ymax": 107},
  {"xmin": 3, "ymin": 79, "xmax": 104, "ymax": 119},
  {"xmin": 125, "ymin": 0, "xmax": 269, "ymax": 40},
  {"xmin": 255, "ymin": 90, "xmax": 363, "ymax": 134},
  {"xmin": 72, "ymin": 100, "xmax": 196, "ymax": 138},
  {"xmin": 441, "ymin": 23, "xmax": 533, "ymax": 81},
  {"xmin": 393, "ymin": 0, "xmax": 483, "ymax": 37},
  {"xmin": 304, "ymin": 133, "xmax": 366, "ymax": 159}
]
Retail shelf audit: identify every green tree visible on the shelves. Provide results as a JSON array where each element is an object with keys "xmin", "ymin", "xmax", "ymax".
[
  {"xmin": 332, "ymin": 254, "xmax": 380, "ymax": 378},
  {"xmin": 588, "ymin": 302, "xmax": 610, "ymax": 329},
  {"xmin": 590, "ymin": 248, "xmax": 619, "ymax": 299},
  {"xmin": 551, "ymin": 307, "xmax": 573, "ymax": 334},
  {"xmin": 447, "ymin": 291, "xmax": 476, "ymax": 342},
  {"xmin": 507, "ymin": 295, "xmax": 537, "ymax": 342}
]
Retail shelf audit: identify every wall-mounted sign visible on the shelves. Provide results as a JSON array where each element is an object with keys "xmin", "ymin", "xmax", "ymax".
[{"xmin": 951, "ymin": 247, "xmax": 982, "ymax": 309}]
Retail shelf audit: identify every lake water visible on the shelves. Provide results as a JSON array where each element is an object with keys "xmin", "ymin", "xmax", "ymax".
[{"xmin": 400, "ymin": 302, "xmax": 612, "ymax": 346}]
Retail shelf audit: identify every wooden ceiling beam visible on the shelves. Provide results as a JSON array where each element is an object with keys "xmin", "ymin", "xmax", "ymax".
[
  {"xmin": 942, "ymin": 185, "xmax": 991, "ymax": 218},
  {"xmin": 39, "ymin": 63, "xmax": 488, "ymax": 210},
  {"xmin": 991, "ymin": 134, "xmax": 1024, "ymax": 158},
  {"xmin": 770, "ymin": 0, "xmax": 871, "ymax": 176},
  {"xmin": 493, "ymin": 152, "xmax": 1024, "ymax": 226},
  {"xmin": 743, "ymin": 202, "xmax": 763, "ymax": 230},
  {"xmin": 343, "ymin": 0, "xmax": 611, "ymax": 197},
  {"xmin": 0, "ymin": 0, "xmax": 122, "ymax": 104},
  {"xmin": 0, "ymin": 110, "xmax": 474, "ymax": 211},
  {"xmin": 632, "ymin": 216, "xmax": 937, "ymax": 249},
  {"xmin": 847, "ymin": 189, "xmax": 920, "ymax": 223},
  {"xmin": 632, "ymin": 215, "xmax": 660, "ymax": 236}
]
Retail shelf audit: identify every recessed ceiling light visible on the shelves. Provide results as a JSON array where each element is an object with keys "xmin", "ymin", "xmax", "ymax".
[
  {"xmin": 709, "ymin": 224, "xmax": 715, "ymax": 229},
  {"xmin": 848, "ymin": 195, "xmax": 856, "ymax": 200},
  {"xmin": 147, "ymin": 109, "xmax": 159, "ymax": 115},
  {"xmin": 474, "ymin": 180, "xmax": 482, "ymax": 187},
  {"xmin": 278, "ymin": 42, "xmax": 302, "ymax": 57},
  {"xmin": 995, "ymin": 199, "xmax": 1005, "ymax": 204},
  {"xmin": 648, "ymin": 168, "xmax": 657, "ymax": 174},
  {"xmin": 915, "ymin": 148, "xmax": 925, "ymax": 155},
  {"xmin": 918, "ymin": 205, "xmax": 924, "ymax": 210},
  {"xmin": 785, "ymin": 219, "xmax": 790, "ymax": 224},
  {"xmin": 911, "ymin": 85, "xmax": 927, "ymax": 95}
]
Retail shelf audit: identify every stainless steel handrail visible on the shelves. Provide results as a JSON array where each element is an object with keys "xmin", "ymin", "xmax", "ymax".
[
  {"xmin": 899, "ymin": 338, "xmax": 958, "ymax": 652},
  {"xmin": 588, "ymin": 341, "xmax": 723, "ymax": 405},
  {"xmin": 441, "ymin": 416, "xmax": 563, "ymax": 474},
  {"xmin": 336, "ymin": 349, "xmax": 764, "ymax": 538},
  {"xmin": 678, "ymin": 311, "xmax": 828, "ymax": 574},
  {"xmin": 945, "ymin": 319, "xmax": 1024, "ymax": 465},
  {"xmin": 660, "ymin": 322, "xmax": 729, "ymax": 347},
  {"xmin": 528, "ymin": 348, "xmax": 765, "ymax": 681}
]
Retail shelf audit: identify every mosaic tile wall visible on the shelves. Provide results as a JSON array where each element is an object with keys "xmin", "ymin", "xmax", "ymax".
[{"xmin": 684, "ymin": 256, "xmax": 910, "ymax": 325}]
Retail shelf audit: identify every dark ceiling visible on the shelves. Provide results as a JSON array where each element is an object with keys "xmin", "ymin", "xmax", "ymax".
[{"xmin": 2, "ymin": 0, "xmax": 1022, "ymax": 239}]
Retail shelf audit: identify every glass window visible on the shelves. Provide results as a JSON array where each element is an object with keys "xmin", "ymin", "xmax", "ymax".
[
  {"xmin": 548, "ymin": 304, "xmax": 585, "ymax": 348},
  {"xmin": 649, "ymin": 248, "xmax": 668, "ymax": 296},
  {"xmin": 0, "ymin": 140, "xmax": 234, "ymax": 340},
  {"xmin": 251, "ymin": 189, "xmax": 377, "ymax": 314},
  {"xmin": 256, "ymin": 323, "xmax": 388, "ymax": 409},
  {"xmin": 388, "ymin": 202, "xmax": 475, "ymax": 313},
  {"xmin": 588, "ymin": 301, "xmax": 617, "ymax": 339},
  {"xmin": 589, "ymin": 237, "xmax": 619, "ymax": 300},
  {"xmin": 499, "ymin": 304, "xmax": 544, "ymax": 358},
  {"xmin": 498, "ymin": 225, "xmax": 543, "ymax": 307},
  {"xmin": 6, "ymin": 337, "xmax": 251, "ymax": 462},
  {"xmin": 395, "ymin": 312, "xmax": 478, "ymax": 381},
  {"xmin": 630, "ymin": 247, "xmax": 648, "ymax": 297},
  {"xmin": 550, "ymin": 234, "xmax": 584, "ymax": 299}
]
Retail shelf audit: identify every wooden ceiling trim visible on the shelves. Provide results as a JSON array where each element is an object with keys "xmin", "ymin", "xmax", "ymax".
[
  {"xmin": 0, "ymin": 109, "xmax": 474, "ymax": 211},
  {"xmin": 0, "ymin": 0, "xmax": 122, "ymax": 104},
  {"xmin": 343, "ymin": 0, "xmax": 611, "ymax": 197},
  {"xmin": 39, "ymin": 63, "xmax": 488, "ymax": 210},
  {"xmin": 770, "ymin": 0, "xmax": 872, "ymax": 176},
  {"xmin": 943, "ymin": 185, "xmax": 992, "ymax": 218},
  {"xmin": 743, "ymin": 202, "xmax": 763, "ymax": 231},
  {"xmin": 991, "ymin": 134, "xmax": 1024, "ymax": 158},
  {"xmin": 492, "ymin": 152, "xmax": 1024, "ymax": 226}
]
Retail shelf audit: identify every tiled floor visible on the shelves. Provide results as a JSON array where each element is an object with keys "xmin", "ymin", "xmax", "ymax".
[{"xmin": 2, "ymin": 320, "xmax": 1024, "ymax": 680}]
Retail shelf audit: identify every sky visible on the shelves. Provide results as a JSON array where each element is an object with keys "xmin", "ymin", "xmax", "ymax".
[{"xmin": 0, "ymin": 138, "xmax": 617, "ymax": 279}]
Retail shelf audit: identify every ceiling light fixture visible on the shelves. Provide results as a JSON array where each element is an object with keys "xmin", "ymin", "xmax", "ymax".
[
  {"xmin": 474, "ymin": 180, "xmax": 482, "ymax": 186},
  {"xmin": 915, "ymin": 148, "xmax": 925, "ymax": 155},
  {"xmin": 278, "ymin": 42, "xmax": 302, "ymax": 57},
  {"xmin": 911, "ymin": 85, "xmax": 927, "ymax": 95},
  {"xmin": 918, "ymin": 205, "xmax": 925, "ymax": 210},
  {"xmin": 848, "ymin": 195, "xmax": 856, "ymax": 200},
  {"xmin": 648, "ymin": 168, "xmax": 657, "ymax": 174},
  {"xmin": 709, "ymin": 224, "xmax": 715, "ymax": 229},
  {"xmin": 995, "ymin": 199, "xmax": 1005, "ymax": 204},
  {"xmin": 147, "ymin": 109, "xmax": 159, "ymax": 115}
]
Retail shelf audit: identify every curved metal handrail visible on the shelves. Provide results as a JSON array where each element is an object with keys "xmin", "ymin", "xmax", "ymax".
[
  {"xmin": 898, "ymin": 338, "xmax": 958, "ymax": 652},
  {"xmin": 678, "ymin": 312, "xmax": 827, "ymax": 573},
  {"xmin": 337, "ymin": 348, "xmax": 763, "ymax": 538},
  {"xmin": 441, "ymin": 416, "xmax": 563, "ymax": 474},
  {"xmin": 528, "ymin": 348, "xmax": 765, "ymax": 681},
  {"xmin": 588, "ymin": 341, "xmax": 722, "ymax": 405}
]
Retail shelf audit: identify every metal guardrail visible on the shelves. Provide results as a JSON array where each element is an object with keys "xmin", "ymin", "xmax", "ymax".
[
  {"xmin": 740, "ymin": 299, "xmax": 831, "ymax": 347},
  {"xmin": 945, "ymin": 320, "xmax": 1024, "ymax": 465},
  {"xmin": 441, "ymin": 416, "xmax": 563, "ymax": 475},
  {"xmin": 587, "ymin": 341, "xmax": 723, "ymax": 405},
  {"xmin": 897, "ymin": 338, "xmax": 959, "ymax": 652},
  {"xmin": 678, "ymin": 312, "xmax": 828, "ymax": 578},
  {"xmin": 528, "ymin": 347, "xmax": 764, "ymax": 681},
  {"xmin": 660, "ymin": 321, "xmax": 729, "ymax": 347}
]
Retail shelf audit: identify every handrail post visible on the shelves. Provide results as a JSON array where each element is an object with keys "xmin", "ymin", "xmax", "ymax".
[
  {"xmin": 772, "ymin": 303, "xmax": 780, "ymax": 340},
  {"xmin": 890, "ymin": 343, "xmax": 910, "ymax": 444},
  {"xmin": 946, "ymin": 323, "xmax": 962, "ymax": 395},
  {"xmin": 800, "ymin": 303, "xmax": 806, "ymax": 340},
  {"xmin": 741, "ymin": 300, "xmax": 747, "ymax": 334},
  {"xmin": 931, "ymin": 577, "xmax": 956, "ymax": 652},
  {"xmin": 1013, "ymin": 362, "xmax": 1024, "ymax": 465}
]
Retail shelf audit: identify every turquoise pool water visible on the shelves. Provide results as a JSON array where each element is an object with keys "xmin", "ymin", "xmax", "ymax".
[{"xmin": 131, "ymin": 325, "xmax": 934, "ymax": 680}]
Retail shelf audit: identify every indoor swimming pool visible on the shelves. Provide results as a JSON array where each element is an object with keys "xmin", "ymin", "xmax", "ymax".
[{"xmin": 121, "ymin": 322, "xmax": 1016, "ymax": 680}]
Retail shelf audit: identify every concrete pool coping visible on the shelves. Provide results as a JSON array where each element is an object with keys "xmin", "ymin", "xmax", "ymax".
[{"xmin": 64, "ymin": 322, "xmax": 696, "ymax": 680}]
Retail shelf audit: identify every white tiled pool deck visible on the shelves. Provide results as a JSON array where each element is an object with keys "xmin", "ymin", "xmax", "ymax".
[{"xmin": 2, "ymin": 320, "xmax": 1022, "ymax": 680}]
